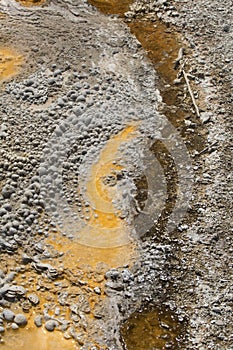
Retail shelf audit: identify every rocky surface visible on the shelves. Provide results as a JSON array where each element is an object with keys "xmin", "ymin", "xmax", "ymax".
[
  {"xmin": 124, "ymin": 1, "xmax": 233, "ymax": 350},
  {"xmin": 0, "ymin": 0, "xmax": 232, "ymax": 349}
]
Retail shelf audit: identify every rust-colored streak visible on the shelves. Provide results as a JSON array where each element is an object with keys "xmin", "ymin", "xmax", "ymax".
[
  {"xmin": 128, "ymin": 19, "xmax": 180, "ymax": 86},
  {"xmin": 128, "ymin": 18, "xmax": 206, "ymax": 150},
  {"xmin": 0, "ymin": 48, "xmax": 23, "ymax": 83}
]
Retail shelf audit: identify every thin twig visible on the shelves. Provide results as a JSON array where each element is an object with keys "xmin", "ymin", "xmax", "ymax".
[
  {"xmin": 182, "ymin": 68, "xmax": 200, "ymax": 117},
  {"xmin": 198, "ymin": 141, "xmax": 218, "ymax": 155},
  {"xmin": 174, "ymin": 48, "xmax": 200, "ymax": 118}
]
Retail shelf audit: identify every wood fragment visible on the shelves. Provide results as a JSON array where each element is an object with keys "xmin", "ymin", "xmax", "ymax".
[
  {"xmin": 182, "ymin": 68, "xmax": 200, "ymax": 117},
  {"xmin": 198, "ymin": 141, "xmax": 218, "ymax": 155}
]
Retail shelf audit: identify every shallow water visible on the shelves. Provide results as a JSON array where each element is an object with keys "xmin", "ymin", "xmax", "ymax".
[
  {"xmin": 121, "ymin": 308, "xmax": 186, "ymax": 350},
  {"xmin": 2, "ymin": 326, "xmax": 75, "ymax": 350}
]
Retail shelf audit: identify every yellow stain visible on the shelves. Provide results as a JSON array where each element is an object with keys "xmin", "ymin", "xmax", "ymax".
[
  {"xmin": 78, "ymin": 125, "xmax": 138, "ymax": 248},
  {"xmin": 0, "ymin": 48, "xmax": 23, "ymax": 83},
  {"xmin": 0, "ymin": 265, "xmax": 76, "ymax": 350},
  {"xmin": 47, "ymin": 233, "xmax": 137, "ymax": 270},
  {"xmin": 1, "ymin": 126, "xmax": 139, "ymax": 349},
  {"xmin": 16, "ymin": 0, "xmax": 46, "ymax": 7},
  {"xmin": 47, "ymin": 124, "xmax": 139, "ymax": 268},
  {"xmin": 88, "ymin": 0, "xmax": 134, "ymax": 16},
  {"xmin": 2, "ymin": 325, "xmax": 76, "ymax": 350}
]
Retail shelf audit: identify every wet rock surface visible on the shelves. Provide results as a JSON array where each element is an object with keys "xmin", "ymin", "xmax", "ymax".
[{"xmin": 0, "ymin": 0, "xmax": 232, "ymax": 349}]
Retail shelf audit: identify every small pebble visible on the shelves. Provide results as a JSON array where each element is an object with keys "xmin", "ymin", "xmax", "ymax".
[
  {"xmin": 45, "ymin": 320, "xmax": 58, "ymax": 332},
  {"xmin": 11, "ymin": 323, "xmax": 19, "ymax": 330},
  {"xmin": 3, "ymin": 309, "xmax": 15, "ymax": 322},
  {"xmin": 28, "ymin": 293, "xmax": 40, "ymax": 306},
  {"xmin": 14, "ymin": 314, "xmax": 28, "ymax": 327},
  {"xmin": 34, "ymin": 315, "xmax": 43, "ymax": 328},
  {"xmin": 94, "ymin": 287, "xmax": 101, "ymax": 295}
]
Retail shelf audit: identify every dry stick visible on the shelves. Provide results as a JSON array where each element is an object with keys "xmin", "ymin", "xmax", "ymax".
[
  {"xmin": 198, "ymin": 141, "xmax": 218, "ymax": 155},
  {"xmin": 182, "ymin": 68, "xmax": 200, "ymax": 118},
  {"xmin": 174, "ymin": 48, "xmax": 200, "ymax": 118}
]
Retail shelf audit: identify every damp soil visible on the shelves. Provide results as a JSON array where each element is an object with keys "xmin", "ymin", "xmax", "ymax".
[
  {"xmin": 89, "ymin": 0, "xmax": 207, "ymax": 153},
  {"xmin": 89, "ymin": 2, "xmax": 207, "ymax": 259}
]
